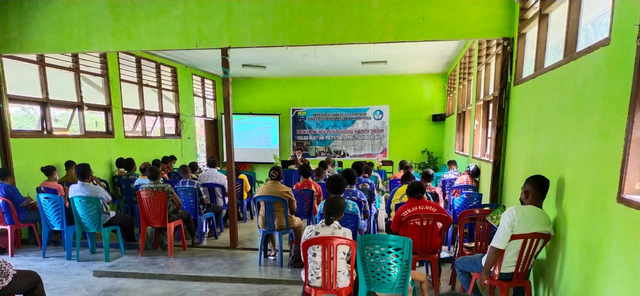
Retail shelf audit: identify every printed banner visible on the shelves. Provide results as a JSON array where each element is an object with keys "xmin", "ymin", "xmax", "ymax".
[{"xmin": 291, "ymin": 106, "xmax": 389, "ymax": 159}]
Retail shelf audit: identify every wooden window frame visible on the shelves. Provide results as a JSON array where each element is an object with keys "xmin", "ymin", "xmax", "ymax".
[
  {"xmin": 192, "ymin": 74, "xmax": 217, "ymax": 119},
  {"xmin": 618, "ymin": 27, "xmax": 640, "ymax": 210},
  {"xmin": 0, "ymin": 53, "xmax": 114, "ymax": 138},
  {"xmin": 515, "ymin": 0, "xmax": 615, "ymax": 85},
  {"xmin": 456, "ymin": 46, "xmax": 474, "ymax": 156},
  {"xmin": 118, "ymin": 53, "xmax": 180, "ymax": 138},
  {"xmin": 446, "ymin": 67, "xmax": 458, "ymax": 117},
  {"xmin": 473, "ymin": 40, "xmax": 503, "ymax": 162}
]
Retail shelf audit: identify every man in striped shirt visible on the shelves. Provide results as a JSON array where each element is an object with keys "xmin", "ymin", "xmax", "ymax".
[{"xmin": 176, "ymin": 165, "xmax": 222, "ymax": 238}]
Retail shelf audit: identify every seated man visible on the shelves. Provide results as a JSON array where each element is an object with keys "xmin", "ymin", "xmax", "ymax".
[
  {"xmin": 324, "ymin": 157, "xmax": 338, "ymax": 176},
  {"xmin": 176, "ymin": 165, "xmax": 222, "ymax": 238},
  {"xmin": 0, "ymin": 168, "xmax": 41, "ymax": 242},
  {"xmin": 68, "ymin": 163, "xmax": 137, "ymax": 243},
  {"xmin": 120, "ymin": 158, "xmax": 139, "ymax": 181},
  {"xmin": 189, "ymin": 162, "xmax": 201, "ymax": 180},
  {"xmin": 134, "ymin": 162, "xmax": 151, "ymax": 187},
  {"xmin": 113, "ymin": 157, "xmax": 126, "ymax": 176},
  {"xmin": 341, "ymin": 169, "xmax": 369, "ymax": 232},
  {"xmin": 455, "ymin": 175, "xmax": 554, "ymax": 296},
  {"xmin": 198, "ymin": 156, "xmax": 229, "ymax": 227},
  {"xmin": 289, "ymin": 148, "xmax": 309, "ymax": 168},
  {"xmin": 386, "ymin": 171, "xmax": 416, "ymax": 223},
  {"xmin": 293, "ymin": 164, "xmax": 323, "ymax": 215},
  {"xmin": 389, "ymin": 160, "xmax": 408, "ymax": 180},
  {"xmin": 317, "ymin": 174, "xmax": 364, "ymax": 235},
  {"xmin": 314, "ymin": 167, "xmax": 325, "ymax": 183},
  {"xmin": 58, "ymin": 160, "xmax": 78, "ymax": 184},
  {"xmin": 439, "ymin": 159, "xmax": 461, "ymax": 187}
]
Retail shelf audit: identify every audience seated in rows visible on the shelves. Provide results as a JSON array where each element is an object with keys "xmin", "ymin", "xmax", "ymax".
[
  {"xmin": 0, "ymin": 168, "xmax": 41, "ymax": 242},
  {"xmin": 255, "ymin": 166, "xmax": 304, "ymax": 266},
  {"xmin": 324, "ymin": 157, "xmax": 338, "ymax": 176},
  {"xmin": 113, "ymin": 157, "xmax": 126, "ymax": 177},
  {"xmin": 58, "ymin": 160, "xmax": 77, "ymax": 184},
  {"xmin": 341, "ymin": 169, "xmax": 369, "ymax": 233},
  {"xmin": 134, "ymin": 162, "xmax": 151, "ymax": 187},
  {"xmin": 390, "ymin": 160, "xmax": 409, "ymax": 180},
  {"xmin": 176, "ymin": 165, "xmax": 222, "ymax": 238},
  {"xmin": 455, "ymin": 175, "xmax": 554, "ymax": 296},
  {"xmin": 386, "ymin": 171, "xmax": 416, "ymax": 223},
  {"xmin": 313, "ymin": 167, "xmax": 325, "ymax": 183},
  {"xmin": 440, "ymin": 160, "xmax": 460, "ymax": 187},
  {"xmin": 317, "ymin": 174, "xmax": 363, "ymax": 235},
  {"xmin": 141, "ymin": 166, "xmax": 200, "ymax": 247},
  {"xmin": 121, "ymin": 158, "xmax": 139, "ymax": 182},
  {"xmin": 293, "ymin": 164, "xmax": 322, "ymax": 215},
  {"xmin": 198, "ymin": 156, "xmax": 230, "ymax": 226},
  {"xmin": 68, "ymin": 164, "xmax": 137, "ymax": 243}
]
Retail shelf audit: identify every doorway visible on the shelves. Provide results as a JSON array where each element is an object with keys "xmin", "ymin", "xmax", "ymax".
[{"xmin": 195, "ymin": 118, "xmax": 220, "ymax": 167}]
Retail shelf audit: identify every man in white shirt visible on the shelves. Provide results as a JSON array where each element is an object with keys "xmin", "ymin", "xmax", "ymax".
[
  {"xmin": 454, "ymin": 175, "xmax": 554, "ymax": 296},
  {"xmin": 198, "ymin": 156, "xmax": 228, "ymax": 225},
  {"xmin": 68, "ymin": 163, "xmax": 137, "ymax": 242}
]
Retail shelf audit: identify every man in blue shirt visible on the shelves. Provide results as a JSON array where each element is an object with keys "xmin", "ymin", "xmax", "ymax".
[
  {"xmin": 0, "ymin": 168, "xmax": 41, "ymax": 242},
  {"xmin": 341, "ymin": 169, "xmax": 369, "ymax": 233}
]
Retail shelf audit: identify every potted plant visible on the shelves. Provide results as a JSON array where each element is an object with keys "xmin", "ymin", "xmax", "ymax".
[{"xmin": 411, "ymin": 148, "xmax": 440, "ymax": 173}]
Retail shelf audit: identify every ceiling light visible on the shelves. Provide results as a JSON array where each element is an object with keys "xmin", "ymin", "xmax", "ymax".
[
  {"xmin": 361, "ymin": 61, "xmax": 387, "ymax": 66},
  {"xmin": 242, "ymin": 64, "xmax": 267, "ymax": 70}
]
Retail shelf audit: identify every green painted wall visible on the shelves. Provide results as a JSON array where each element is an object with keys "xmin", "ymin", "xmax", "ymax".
[
  {"xmin": 7, "ymin": 52, "xmax": 221, "ymax": 195},
  {"xmin": 502, "ymin": 1, "xmax": 640, "ymax": 295},
  {"xmin": 232, "ymin": 75, "xmax": 446, "ymax": 181},
  {"xmin": 0, "ymin": 0, "xmax": 515, "ymax": 54}
]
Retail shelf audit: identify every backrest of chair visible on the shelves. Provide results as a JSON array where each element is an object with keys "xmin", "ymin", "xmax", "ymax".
[
  {"xmin": 111, "ymin": 176, "xmax": 121, "ymax": 194},
  {"xmin": 36, "ymin": 187, "xmax": 58, "ymax": 195},
  {"xmin": 439, "ymin": 164, "xmax": 448, "ymax": 172},
  {"xmin": 0, "ymin": 196, "xmax": 20, "ymax": 226},
  {"xmin": 175, "ymin": 186, "xmax": 199, "ymax": 219},
  {"xmin": 235, "ymin": 178, "xmax": 243, "ymax": 200},
  {"xmin": 245, "ymin": 174, "xmax": 255, "ymax": 195},
  {"xmin": 492, "ymin": 233, "xmax": 552, "ymax": 282},
  {"xmin": 119, "ymin": 179, "xmax": 137, "ymax": 204},
  {"xmin": 394, "ymin": 202, "xmax": 405, "ymax": 214},
  {"xmin": 452, "ymin": 192, "xmax": 482, "ymax": 222},
  {"xmin": 456, "ymin": 209, "xmax": 494, "ymax": 256},
  {"xmin": 441, "ymin": 179, "xmax": 456, "ymax": 200},
  {"xmin": 36, "ymin": 193, "xmax": 66, "ymax": 230},
  {"xmin": 432, "ymin": 172, "xmax": 444, "ymax": 187},
  {"xmin": 471, "ymin": 203, "xmax": 501, "ymax": 210},
  {"xmin": 356, "ymin": 234, "xmax": 413, "ymax": 294},
  {"xmin": 389, "ymin": 179, "xmax": 402, "ymax": 193},
  {"xmin": 318, "ymin": 183, "xmax": 329, "ymax": 200},
  {"xmin": 339, "ymin": 213, "xmax": 359, "ymax": 240},
  {"xmin": 203, "ymin": 183, "xmax": 227, "ymax": 207},
  {"xmin": 361, "ymin": 189, "xmax": 374, "ymax": 207},
  {"xmin": 254, "ymin": 195, "xmax": 289, "ymax": 231},
  {"xmin": 401, "ymin": 213, "xmax": 452, "ymax": 257},
  {"xmin": 380, "ymin": 160, "xmax": 394, "ymax": 173},
  {"xmin": 70, "ymin": 196, "xmax": 104, "ymax": 232},
  {"xmin": 164, "ymin": 179, "xmax": 178, "ymax": 189},
  {"xmin": 137, "ymin": 190, "xmax": 169, "ymax": 227},
  {"xmin": 98, "ymin": 178, "xmax": 110, "ymax": 194},
  {"xmin": 369, "ymin": 175, "xmax": 379, "ymax": 187},
  {"xmin": 168, "ymin": 172, "xmax": 181, "ymax": 180},
  {"xmin": 302, "ymin": 236, "xmax": 357, "ymax": 293},
  {"xmin": 293, "ymin": 189, "xmax": 314, "ymax": 220},
  {"xmin": 447, "ymin": 184, "xmax": 478, "ymax": 200}
]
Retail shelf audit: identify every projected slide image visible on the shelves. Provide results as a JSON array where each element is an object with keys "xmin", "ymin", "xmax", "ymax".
[{"xmin": 222, "ymin": 114, "xmax": 281, "ymax": 163}]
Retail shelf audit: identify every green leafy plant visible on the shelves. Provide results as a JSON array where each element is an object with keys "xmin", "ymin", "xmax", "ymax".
[
  {"xmin": 411, "ymin": 148, "xmax": 440, "ymax": 173},
  {"xmin": 273, "ymin": 154, "xmax": 281, "ymax": 166}
]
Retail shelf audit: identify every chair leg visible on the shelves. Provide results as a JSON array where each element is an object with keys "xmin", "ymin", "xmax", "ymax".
[
  {"xmin": 15, "ymin": 228, "xmax": 21, "ymax": 249},
  {"xmin": 89, "ymin": 233, "xmax": 97, "ymax": 254},
  {"xmin": 467, "ymin": 273, "xmax": 480, "ymax": 295},
  {"xmin": 102, "ymin": 229, "xmax": 111, "ymax": 262},
  {"xmin": 179, "ymin": 224, "xmax": 187, "ymax": 251},
  {"xmin": 116, "ymin": 227, "xmax": 125, "ymax": 254},
  {"xmin": 197, "ymin": 217, "xmax": 204, "ymax": 243},
  {"xmin": 75, "ymin": 230, "xmax": 82, "ymax": 262},
  {"xmin": 524, "ymin": 282, "xmax": 533, "ymax": 296},
  {"xmin": 218, "ymin": 213, "xmax": 224, "ymax": 233},
  {"xmin": 64, "ymin": 228, "xmax": 74, "ymax": 260},
  {"xmin": 499, "ymin": 286, "xmax": 509, "ymax": 296},
  {"xmin": 7, "ymin": 227, "xmax": 14, "ymax": 257},
  {"xmin": 167, "ymin": 225, "xmax": 174, "ymax": 258},
  {"xmin": 258, "ymin": 232, "xmax": 265, "ymax": 266},
  {"xmin": 276, "ymin": 233, "xmax": 283, "ymax": 268},
  {"xmin": 31, "ymin": 225, "xmax": 42, "ymax": 250},
  {"xmin": 243, "ymin": 201, "xmax": 248, "ymax": 223},
  {"xmin": 489, "ymin": 285, "xmax": 496, "ymax": 296},
  {"xmin": 41, "ymin": 229, "xmax": 49, "ymax": 258},
  {"xmin": 430, "ymin": 259, "xmax": 440, "ymax": 295},
  {"xmin": 139, "ymin": 224, "xmax": 147, "ymax": 257}
]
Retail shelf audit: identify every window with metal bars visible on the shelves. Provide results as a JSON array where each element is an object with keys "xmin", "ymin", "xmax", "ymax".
[
  {"xmin": 516, "ymin": 0, "xmax": 613, "ymax": 83},
  {"xmin": 0, "ymin": 53, "xmax": 113, "ymax": 137},
  {"xmin": 192, "ymin": 74, "xmax": 216, "ymax": 119},
  {"xmin": 455, "ymin": 46, "xmax": 474, "ymax": 155},
  {"xmin": 473, "ymin": 40, "xmax": 503, "ymax": 161},
  {"xmin": 446, "ymin": 68, "xmax": 457, "ymax": 117},
  {"xmin": 118, "ymin": 53, "xmax": 180, "ymax": 138}
]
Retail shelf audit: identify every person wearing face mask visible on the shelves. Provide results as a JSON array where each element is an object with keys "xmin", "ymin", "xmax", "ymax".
[{"xmin": 454, "ymin": 175, "xmax": 554, "ymax": 296}]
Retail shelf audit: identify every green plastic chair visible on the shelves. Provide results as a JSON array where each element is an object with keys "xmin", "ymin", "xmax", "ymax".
[
  {"xmin": 70, "ymin": 196, "xmax": 125, "ymax": 262},
  {"xmin": 357, "ymin": 234, "xmax": 416, "ymax": 296}
]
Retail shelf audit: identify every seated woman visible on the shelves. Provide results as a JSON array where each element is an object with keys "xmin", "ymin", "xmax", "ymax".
[
  {"xmin": 301, "ymin": 195, "xmax": 353, "ymax": 290},
  {"xmin": 40, "ymin": 165, "xmax": 74, "ymax": 225},
  {"xmin": 235, "ymin": 166, "xmax": 251, "ymax": 219},
  {"xmin": 189, "ymin": 162, "xmax": 201, "ymax": 180},
  {"xmin": 141, "ymin": 166, "xmax": 200, "ymax": 247},
  {"xmin": 0, "ymin": 255, "xmax": 46, "ymax": 296},
  {"xmin": 255, "ymin": 166, "xmax": 304, "ymax": 267},
  {"xmin": 0, "ymin": 168, "xmax": 40, "ymax": 242},
  {"xmin": 313, "ymin": 167, "xmax": 325, "ymax": 183},
  {"xmin": 420, "ymin": 169, "xmax": 442, "ymax": 205}
]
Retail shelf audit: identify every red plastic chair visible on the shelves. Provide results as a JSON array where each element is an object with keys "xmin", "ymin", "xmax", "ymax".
[
  {"xmin": 0, "ymin": 197, "xmax": 42, "ymax": 257},
  {"xmin": 450, "ymin": 209, "xmax": 494, "ymax": 289},
  {"xmin": 137, "ymin": 190, "xmax": 187, "ymax": 258},
  {"xmin": 468, "ymin": 232, "xmax": 552, "ymax": 296},
  {"xmin": 301, "ymin": 236, "xmax": 357, "ymax": 296},
  {"xmin": 401, "ymin": 213, "xmax": 452, "ymax": 295}
]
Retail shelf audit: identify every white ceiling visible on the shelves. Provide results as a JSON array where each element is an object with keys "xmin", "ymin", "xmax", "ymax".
[{"xmin": 148, "ymin": 41, "xmax": 465, "ymax": 78}]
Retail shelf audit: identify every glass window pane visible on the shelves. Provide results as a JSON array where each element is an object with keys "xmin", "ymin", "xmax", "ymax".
[
  {"xmin": 80, "ymin": 74, "xmax": 106, "ymax": 105},
  {"xmin": 164, "ymin": 117, "xmax": 176, "ymax": 135},
  {"xmin": 2, "ymin": 58, "xmax": 43, "ymax": 98},
  {"xmin": 45, "ymin": 54, "xmax": 73, "ymax": 68},
  {"xmin": 545, "ymin": 1, "xmax": 569, "ymax": 67},
  {"xmin": 51, "ymin": 107, "xmax": 81, "ymax": 135},
  {"xmin": 46, "ymin": 68, "xmax": 77, "ymax": 102},
  {"xmin": 478, "ymin": 67, "xmax": 485, "ymax": 99},
  {"xmin": 205, "ymin": 99, "xmax": 215, "ymax": 118},
  {"xmin": 121, "ymin": 83, "xmax": 140, "ymax": 109},
  {"xmin": 123, "ymin": 114, "xmax": 142, "ymax": 136},
  {"xmin": 9, "ymin": 103, "xmax": 41, "ymax": 131},
  {"xmin": 85, "ymin": 110, "xmax": 106, "ymax": 132},
  {"xmin": 194, "ymin": 96, "xmax": 204, "ymax": 117},
  {"xmin": 162, "ymin": 92, "xmax": 176, "ymax": 114},
  {"xmin": 143, "ymin": 87, "xmax": 160, "ymax": 112},
  {"xmin": 489, "ymin": 59, "xmax": 496, "ymax": 94},
  {"xmin": 522, "ymin": 24, "xmax": 539, "ymax": 77},
  {"xmin": 577, "ymin": 0, "xmax": 612, "ymax": 51},
  {"xmin": 145, "ymin": 116, "xmax": 161, "ymax": 137}
]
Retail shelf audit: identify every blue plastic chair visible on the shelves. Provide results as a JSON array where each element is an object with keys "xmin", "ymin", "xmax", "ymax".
[
  {"xmin": 360, "ymin": 189, "xmax": 377, "ymax": 234},
  {"xmin": 236, "ymin": 178, "xmax": 254, "ymax": 223},
  {"xmin": 69, "ymin": 196, "xmax": 125, "ymax": 262},
  {"xmin": 165, "ymin": 179, "xmax": 178, "ymax": 189},
  {"xmin": 318, "ymin": 182, "xmax": 329, "ymax": 201},
  {"xmin": 394, "ymin": 202, "xmax": 406, "ymax": 214},
  {"xmin": 202, "ymin": 183, "xmax": 227, "ymax": 233},
  {"xmin": 37, "ymin": 193, "xmax": 79, "ymax": 260},
  {"xmin": 253, "ymin": 195, "xmax": 294, "ymax": 268},
  {"xmin": 440, "ymin": 179, "xmax": 457, "ymax": 208},
  {"xmin": 168, "ymin": 172, "xmax": 181, "ymax": 180},
  {"xmin": 119, "ymin": 179, "xmax": 139, "ymax": 232},
  {"xmin": 433, "ymin": 172, "xmax": 444, "ymax": 187},
  {"xmin": 389, "ymin": 179, "xmax": 402, "ymax": 193},
  {"xmin": 440, "ymin": 164, "xmax": 449, "ymax": 173},
  {"xmin": 36, "ymin": 187, "xmax": 58, "ymax": 195},
  {"xmin": 445, "ymin": 185, "xmax": 479, "ymax": 251},
  {"xmin": 111, "ymin": 176, "xmax": 122, "ymax": 212},
  {"xmin": 317, "ymin": 212, "xmax": 359, "ymax": 240},
  {"xmin": 357, "ymin": 234, "xmax": 416, "ymax": 296},
  {"xmin": 293, "ymin": 189, "xmax": 315, "ymax": 226},
  {"xmin": 175, "ymin": 186, "xmax": 218, "ymax": 242}
]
